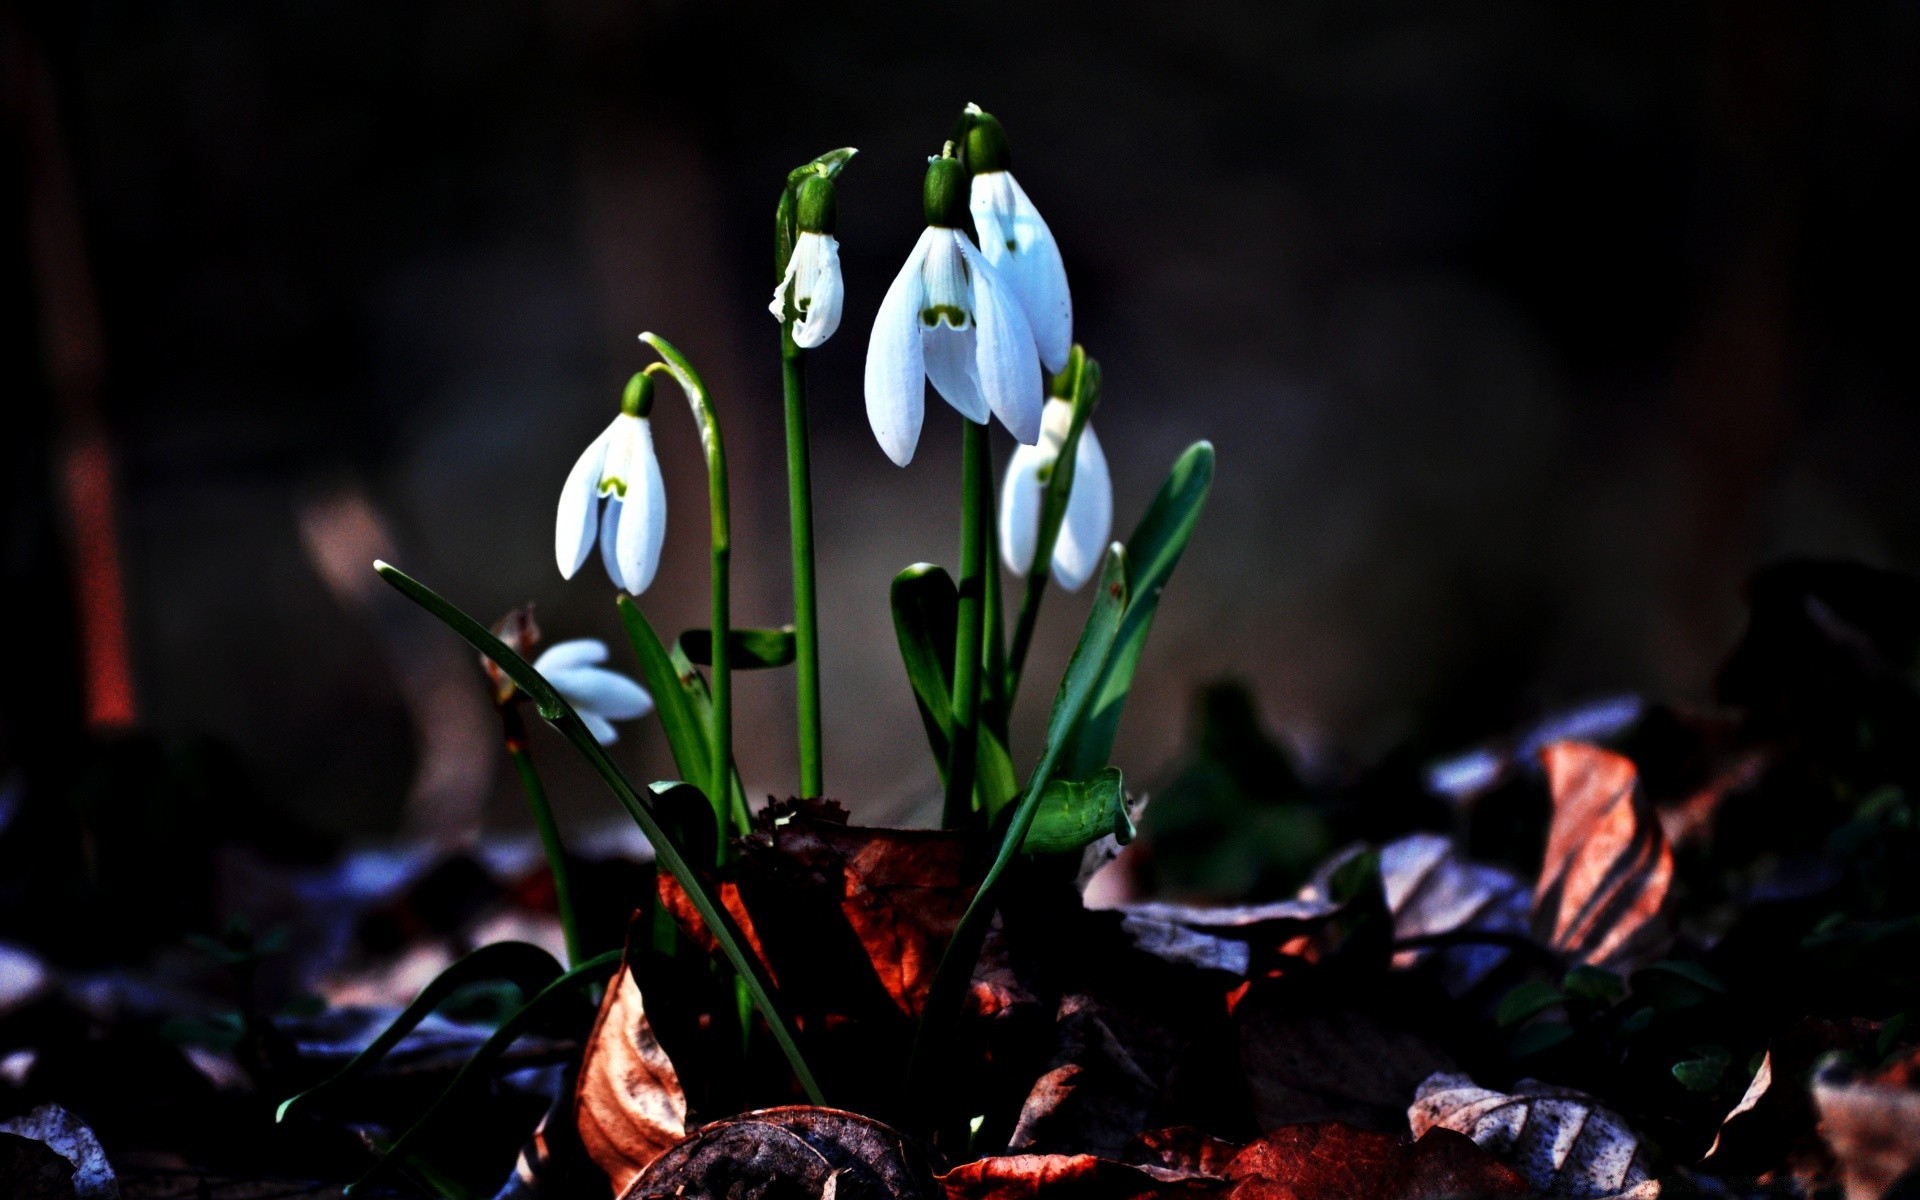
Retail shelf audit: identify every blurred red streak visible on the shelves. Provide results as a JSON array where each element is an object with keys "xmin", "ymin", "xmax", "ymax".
[{"xmin": 7, "ymin": 16, "xmax": 137, "ymax": 730}]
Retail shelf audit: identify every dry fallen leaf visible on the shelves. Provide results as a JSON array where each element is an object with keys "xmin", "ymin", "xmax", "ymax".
[
  {"xmin": 1236, "ymin": 1001, "xmax": 1455, "ymax": 1134},
  {"xmin": 1223, "ymin": 1123, "xmax": 1529, "ymax": 1200},
  {"xmin": 575, "ymin": 961, "xmax": 688, "ymax": 1194},
  {"xmin": 1533, "ymin": 742, "xmax": 1675, "ymax": 974},
  {"xmin": 1006, "ymin": 994, "xmax": 1167, "ymax": 1160},
  {"xmin": 1812, "ymin": 1049, "xmax": 1920, "ymax": 1200},
  {"xmin": 1410, "ymin": 1071, "xmax": 1654, "ymax": 1198},
  {"xmin": 632, "ymin": 1106, "xmax": 934, "ymax": 1200},
  {"xmin": 1121, "ymin": 1127, "xmax": 1244, "ymax": 1177},
  {"xmin": 1373, "ymin": 834, "xmax": 1530, "ymax": 994},
  {"xmin": 938, "ymin": 1152, "xmax": 1214, "ymax": 1200},
  {"xmin": 0, "ymin": 1106, "xmax": 118, "ymax": 1200}
]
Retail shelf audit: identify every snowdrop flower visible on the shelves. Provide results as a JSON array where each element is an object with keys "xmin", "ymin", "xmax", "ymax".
[
  {"xmin": 965, "ymin": 105, "xmax": 1071, "ymax": 375},
  {"xmin": 532, "ymin": 638, "xmax": 653, "ymax": 745},
  {"xmin": 999, "ymin": 397, "xmax": 1111, "ymax": 591},
  {"xmin": 864, "ymin": 155, "xmax": 1042, "ymax": 466},
  {"xmin": 770, "ymin": 174, "xmax": 844, "ymax": 348},
  {"xmin": 555, "ymin": 372, "xmax": 666, "ymax": 595}
]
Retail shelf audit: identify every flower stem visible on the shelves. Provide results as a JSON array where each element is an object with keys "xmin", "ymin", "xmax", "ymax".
[
  {"xmin": 943, "ymin": 419, "xmax": 991, "ymax": 827},
  {"xmin": 500, "ymin": 706, "xmax": 583, "ymax": 967},
  {"xmin": 641, "ymin": 334, "xmax": 739, "ymax": 855},
  {"xmin": 780, "ymin": 325, "xmax": 825, "ymax": 799}
]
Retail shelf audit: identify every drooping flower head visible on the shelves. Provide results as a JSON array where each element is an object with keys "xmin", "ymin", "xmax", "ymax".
[
  {"xmin": 554, "ymin": 371, "xmax": 667, "ymax": 595},
  {"xmin": 1000, "ymin": 395, "xmax": 1112, "ymax": 592},
  {"xmin": 964, "ymin": 105, "xmax": 1071, "ymax": 375},
  {"xmin": 864, "ymin": 154, "xmax": 1043, "ymax": 466},
  {"xmin": 531, "ymin": 638, "xmax": 653, "ymax": 746},
  {"xmin": 770, "ymin": 173, "xmax": 844, "ymax": 348}
]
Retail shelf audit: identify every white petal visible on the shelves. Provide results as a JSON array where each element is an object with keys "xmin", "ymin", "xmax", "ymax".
[
  {"xmin": 922, "ymin": 322, "xmax": 988, "ymax": 423},
  {"xmin": 791, "ymin": 233, "xmax": 843, "ymax": 349},
  {"xmin": 555, "ymin": 422, "xmax": 612, "ymax": 579},
  {"xmin": 533, "ymin": 638, "xmax": 609, "ymax": 674},
  {"xmin": 614, "ymin": 419, "xmax": 667, "ymax": 595},
  {"xmin": 768, "ymin": 253, "xmax": 801, "ymax": 322},
  {"xmin": 598, "ymin": 496, "xmax": 623, "ymax": 587},
  {"xmin": 551, "ymin": 665, "xmax": 654, "ymax": 721},
  {"xmin": 920, "ymin": 231, "xmax": 988, "ymax": 423},
  {"xmin": 577, "ymin": 710, "xmax": 620, "ymax": 746},
  {"xmin": 1052, "ymin": 423, "xmax": 1113, "ymax": 592},
  {"xmin": 998, "ymin": 443, "xmax": 1047, "ymax": 577},
  {"xmin": 864, "ymin": 228, "xmax": 936, "ymax": 466},
  {"xmin": 957, "ymin": 237, "xmax": 1043, "ymax": 445},
  {"xmin": 971, "ymin": 172, "xmax": 1072, "ymax": 374}
]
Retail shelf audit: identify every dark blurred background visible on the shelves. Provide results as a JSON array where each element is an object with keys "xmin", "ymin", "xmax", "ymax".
[{"xmin": 6, "ymin": 0, "xmax": 1918, "ymax": 845}]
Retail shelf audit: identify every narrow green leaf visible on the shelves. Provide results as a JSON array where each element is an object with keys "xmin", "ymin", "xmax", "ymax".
[
  {"xmin": 376, "ymin": 563, "xmax": 822, "ymax": 1104},
  {"xmin": 1060, "ymin": 442, "xmax": 1214, "ymax": 780},
  {"xmin": 679, "ymin": 626, "xmax": 797, "ymax": 670},
  {"xmin": 666, "ymin": 640, "xmax": 751, "ymax": 837},
  {"xmin": 615, "ymin": 597, "xmax": 711, "ymax": 788},
  {"xmin": 911, "ymin": 548, "xmax": 1129, "ymax": 1099},
  {"xmin": 1496, "ymin": 981, "xmax": 1570, "ymax": 1029},
  {"xmin": 889, "ymin": 564, "xmax": 1018, "ymax": 816},
  {"xmin": 1020, "ymin": 766, "xmax": 1129, "ymax": 855},
  {"xmin": 276, "ymin": 941, "xmax": 562, "ymax": 1123},
  {"xmin": 350, "ymin": 950, "xmax": 620, "ymax": 1192}
]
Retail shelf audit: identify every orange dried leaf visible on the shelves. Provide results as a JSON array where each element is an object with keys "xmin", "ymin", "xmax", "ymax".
[
  {"xmin": 1533, "ymin": 742, "xmax": 1675, "ymax": 973},
  {"xmin": 575, "ymin": 963, "xmax": 688, "ymax": 1194}
]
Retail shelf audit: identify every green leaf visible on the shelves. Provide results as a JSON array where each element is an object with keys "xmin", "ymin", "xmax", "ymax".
[
  {"xmin": 615, "ymin": 597, "xmax": 711, "ymax": 788},
  {"xmin": 375, "ymin": 563, "xmax": 822, "ymax": 1104},
  {"xmin": 1496, "ymin": 981, "xmax": 1570, "ymax": 1028},
  {"xmin": 1672, "ymin": 1045, "xmax": 1731, "ymax": 1093},
  {"xmin": 1633, "ymin": 960, "xmax": 1727, "ymax": 1011},
  {"xmin": 1562, "ymin": 964, "xmax": 1627, "ymax": 1005},
  {"xmin": 889, "ymin": 564, "xmax": 1020, "ymax": 817},
  {"xmin": 1021, "ymin": 767, "xmax": 1129, "ymax": 855},
  {"xmin": 1060, "ymin": 442, "xmax": 1214, "ymax": 781},
  {"xmin": 679, "ymin": 627, "xmax": 797, "ymax": 670},
  {"xmin": 1509, "ymin": 1022, "xmax": 1574, "ymax": 1059},
  {"xmin": 350, "ymin": 950, "xmax": 620, "ymax": 1193},
  {"xmin": 912, "ymin": 548, "xmax": 1129, "ymax": 1096},
  {"xmin": 276, "ymin": 941, "xmax": 563, "ymax": 1123},
  {"xmin": 666, "ymin": 640, "xmax": 752, "ymax": 837}
]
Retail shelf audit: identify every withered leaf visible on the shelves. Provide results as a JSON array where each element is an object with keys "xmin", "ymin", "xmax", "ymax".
[
  {"xmin": 1122, "ymin": 1127, "xmax": 1243, "ymax": 1177},
  {"xmin": 1372, "ymin": 834, "xmax": 1530, "ymax": 994},
  {"xmin": 1223, "ymin": 1123, "xmax": 1527, "ymax": 1200},
  {"xmin": 938, "ymin": 1153, "xmax": 1215, "ymax": 1200},
  {"xmin": 1410, "ymin": 1071, "xmax": 1654, "ymax": 1198},
  {"xmin": 633, "ymin": 1106, "xmax": 935, "ymax": 1200},
  {"xmin": 1008, "ymin": 995, "xmax": 1162, "ymax": 1159},
  {"xmin": 0, "ymin": 1133, "xmax": 74, "ymax": 1200},
  {"xmin": 575, "ymin": 962, "xmax": 687, "ymax": 1194},
  {"xmin": 1533, "ymin": 742, "xmax": 1675, "ymax": 974},
  {"xmin": 0, "ymin": 1106, "xmax": 117, "ymax": 1200},
  {"xmin": 1237, "ymin": 1002, "xmax": 1455, "ymax": 1134},
  {"xmin": 1812, "ymin": 1048, "xmax": 1920, "ymax": 1200},
  {"xmin": 1703, "ymin": 1051, "xmax": 1770, "ymax": 1161}
]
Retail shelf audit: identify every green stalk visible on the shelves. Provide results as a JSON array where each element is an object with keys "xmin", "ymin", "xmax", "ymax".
[
  {"xmin": 372, "ymin": 563, "xmax": 823, "ymax": 1103},
  {"xmin": 943, "ymin": 419, "xmax": 991, "ymax": 827},
  {"xmin": 501, "ymin": 705, "xmax": 583, "ymax": 968},
  {"xmin": 641, "ymin": 334, "xmax": 739, "ymax": 849},
  {"xmin": 780, "ymin": 323, "xmax": 824, "ymax": 798},
  {"xmin": 981, "ymin": 442, "xmax": 1009, "ymax": 746}
]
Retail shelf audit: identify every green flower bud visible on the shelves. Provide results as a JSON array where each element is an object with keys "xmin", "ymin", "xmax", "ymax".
[
  {"xmin": 621, "ymin": 370, "xmax": 654, "ymax": 418},
  {"xmin": 922, "ymin": 156, "xmax": 968, "ymax": 228},
  {"xmin": 963, "ymin": 106, "xmax": 1012, "ymax": 174},
  {"xmin": 796, "ymin": 174, "xmax": 837, "ymax": 235}
]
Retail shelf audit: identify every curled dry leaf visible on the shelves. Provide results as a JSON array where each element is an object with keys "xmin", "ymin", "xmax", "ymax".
[
  {"xmin": 1235, "ymin": 999, "xmax": 1455, "ymax": 1134},
  {"xmin": 630, "ymin": 1106, "xmax": 935, "ymax": 1200},
  {"xmin": 0, "ymin": 1106, "xmax": 118, "ymax": 1200},
  {"xmin": 939, "ymin": 1153, "xmax": 1214, "ymax": 1200},
  {"xmin": 1410, "ymin": 1071, "xmax": 1654, "ymax": 1198},
  {"xmin": 1533, "ymin": 742, "xmax": 1675, "ymax": 974},
  {"xmin": 575, "ymin": 962, "xmax": 687, "ymax": 1194},
  {"xmin": 1812, "ymin": 1048, "xmax": 1920, "ymax": 1200},
  {"xmin": 1008, "ymin": 995, "xmax": 1162, "ymax": 1159},
  {"xmin": 1223, "ymin": 1123, "xmax": 1528, "ymax": 1200}
]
